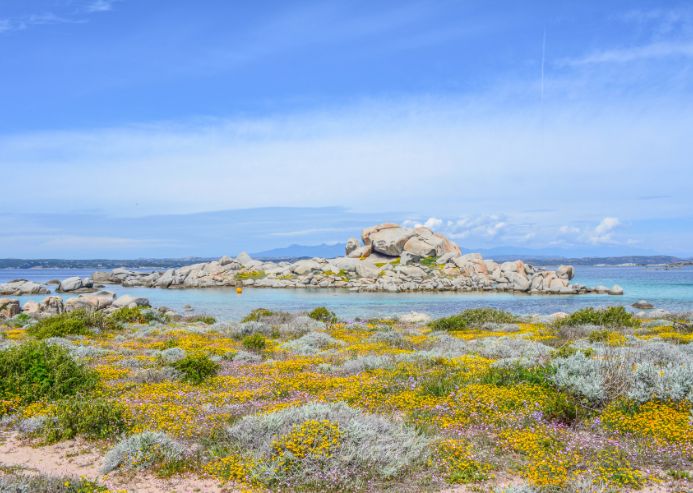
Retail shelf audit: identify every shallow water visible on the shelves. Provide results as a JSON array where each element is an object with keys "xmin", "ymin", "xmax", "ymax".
[{"xmin": 2, "ymin": 265, "xmax": 692, "ymax": 320}]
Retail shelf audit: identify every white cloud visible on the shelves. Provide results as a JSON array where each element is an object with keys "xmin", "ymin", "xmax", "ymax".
[
  {"xmin": 269, "ymin": 227, "xmax": 353, "ymax": 237},
  {"xmin": 85, "ymin": 1, "xmax": 115, "ymax": 13},
  {"xmin": 0, "ymin": 96, "xmax": 691, "ymax": 245},
  {"xmin": 589, "ymin": 217, "xmax": 620, "ymax": 244},
  {"xmin": 406, "ymin": 217, "xmax": 443, "ymax": 230}
]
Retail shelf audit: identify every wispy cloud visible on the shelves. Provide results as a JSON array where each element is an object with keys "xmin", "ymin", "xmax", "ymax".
[
  {"xmin": 85, "ymin": 1, "xmax": 116, "ymax": 13},
  {"xmin": 563, "ymin": 40, "xmax": 693, "ymax": 66},
  {"xmin": 0, "ymin": 1, "xmax": 118, "ymax": 34},
  {"xmin": 269, "ymin": 227, "xmax": 354, "ymax": 237}
]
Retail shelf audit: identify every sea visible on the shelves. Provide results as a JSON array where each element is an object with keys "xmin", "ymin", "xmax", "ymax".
[{"xmin": 2, "ymin": 265, "xmax": 692, "ymax": 321}]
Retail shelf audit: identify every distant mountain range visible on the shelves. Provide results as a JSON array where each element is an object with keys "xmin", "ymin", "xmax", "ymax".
[
  {"xmin": 0, "ymin": 258, "xmax": 216, "ymax": 270},
  {"xmin": 250, "ymin": 243, "xmax": 344, "ymax": 260}
]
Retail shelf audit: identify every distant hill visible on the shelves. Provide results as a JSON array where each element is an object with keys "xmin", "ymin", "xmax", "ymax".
[
  {"xmin": 0, "ymin": 250, "xmax": 687, "ymax": 270},
  {"xmin": 0, "ymin": 258, "xmax": 215, "ymax": 270},
  {"xmin": 487, "ymin": 255, "xmax": 683, "ymax": 266},
  {"xmin": 251, "ymin": 243, "xmax": 343, "ymax": 260}
]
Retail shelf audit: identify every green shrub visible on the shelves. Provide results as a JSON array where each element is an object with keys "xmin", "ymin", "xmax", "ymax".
[
  {"xmin": 234, "ymin": 270, "xmax": 265, "ymax": 281},
  {"xmin": 308, "ymin": 306, "xmax": 337, "ymax": 324},
  {"xmin": 8, "ymin": 312, "xmax": 31, "ymax": 328},
  {"xmin": 242, "ymin": 333, "xmax": 266, "ymax": 352},
  {"xmin": 555, "ymin": 306, "xmax": 639, "ymax": 328},
  {"xmin": 430, "ymin": 308, "xmax": 515, "ymax": 331},
  {"xmin": 420, "ymin": 256, "xmax": 438, "ymax": 267},
  {"xmin": 478, "ymin": 364, "xmax": 555, "ymax": 387},
  {"xmin": 27, "ymin": 310, "xmax": 121, "ymax": 339},
  {"xmin": 419, "ymin": 371, "xmax": 466, "ymax": 397},
  {"xmin": 0, "ymin": 341, "xmax": 98, "ymax": 406},
  {"xmin": 182, "ymin": 314, "xmax": 217, "ymax": 325},
  {"xmin": 588, "ymin": 329, "xmax": 611, "ymax": 343},
  {"xmin": 171, "ymin": 353, "xmax": 220, "ymax": 384},
  {"xmin": 109, "ymin": 306, "xmax": 155, "ymax": 324},
  {"xmin": 42, "ymin": 397, "xmax": 129, "ymax": 442},
  {"xmin": 550, "ymin": 344, "xmax": 594, "ymax": 359},
  {"xmin": 241, "ymin": 308, "xmax": 274, "ymax": 322}
]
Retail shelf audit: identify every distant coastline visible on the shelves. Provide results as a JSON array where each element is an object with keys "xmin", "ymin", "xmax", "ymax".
[{"xmin": 1, "ymin": 255, "xmax": 687, "ymax": 270}]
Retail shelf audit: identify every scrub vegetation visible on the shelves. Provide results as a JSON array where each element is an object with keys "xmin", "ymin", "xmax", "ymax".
[{"xmin": 0, "ymin": 305, "xmax": 691, "ymax": 492}]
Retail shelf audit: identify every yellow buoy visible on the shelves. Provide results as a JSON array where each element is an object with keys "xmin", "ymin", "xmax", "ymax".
[{"xmin": 236, "ymin": 286, "xmax": 243, "ymax": 294}]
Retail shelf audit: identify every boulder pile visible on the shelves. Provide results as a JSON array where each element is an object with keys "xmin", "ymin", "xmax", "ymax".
[
  {"xmin": 0, "ymin": 291, "xmax": 151, "ymax": 319},
  {"xmin": 86, "ymin": 223, "xmax": 618, "ymax": 295}
]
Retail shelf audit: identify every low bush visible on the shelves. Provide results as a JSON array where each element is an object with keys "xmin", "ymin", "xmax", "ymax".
[
  {"xmin": 171, "ymin": 353, "xmax": 220, "ymax": 384},
  {"xmin": 241, "ymin": 308, "xmax": 274, "ymax": 322},
  {"xmin": 27, "ymin": 310, "xmax": 121, "ymax": 339},
  {"xmin": 182, "ymin": 314, "xmax": 217, "ymax": 325},
  {"xmin": 231, "ymin": 350, "xmax": 263, "ymax": 363},
  {"xmin": 109, "ymin": 306, "xmax": 156, "ymax": 324},
  {"xmin": 551, "ymin": 352, "xmax": 606, "ymax": 403},
  {"xmin": 157, "ymin": 347, "xmax": 186, "ymax": 363},
  {"xmin": 42, "ymin": 397, "xmax": 129, "ymax": 442},
  {"xmin": 131, "ymin": 367, "xmax": 181, "ymax": 384},
  {"xmin": 420, "ymin": 256, "xmax": 438, "ymax": 267},
  {"xmin": 282, "ymin": 331, "xmax": 343, "ymax": 355},
  {"xmin": 308, "ymin": 306, "xmax": 337, "ymax": 324},
  {"xmin": 0, "ymin": 473, "xmax": 109, "ymax": 493},
  {"xmin": 431, "ymin": 308, "xmax": 515, "ymax": 331},
  {"xmin": 234, "ymin": 270, "xmax": 265, "ymax": 281},
  {"xmin": 8, "ymin": 312, "xmax": 31, "ymax": 328},
  {"xmin": 555, "ymin": 306, "xmax": 639, "ymax": 328},
  {"xmin": 479, "ymin": 364, "xmax": 555, "ymax": 387},
  {"xmin": 101, "ymin": 431, "xmax": 186, "ymax": 474},
  {"xmin": 221, "ymin": 402, "xmax": 430, "ymax": 489},
  {"xmin": 183, "ymin": 314, "xmax": 217, "ymax": 325},
  {"xmin": 0, "ymin": 341, "xmax": 97, "ymax": 406},
  {"xmin": 242, "ymin": 333, "xmax": 266, "ymax": 352}
]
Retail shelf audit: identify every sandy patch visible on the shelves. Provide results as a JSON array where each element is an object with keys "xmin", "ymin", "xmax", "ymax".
[{"xmin": 0, "ymin": 432, "xmax": 229, "ymax": 493}]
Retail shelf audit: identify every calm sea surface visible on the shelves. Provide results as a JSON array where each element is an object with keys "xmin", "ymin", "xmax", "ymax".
[{"xmin": 2, "ymin": 265, "xmax": 692, "ymax": 321}]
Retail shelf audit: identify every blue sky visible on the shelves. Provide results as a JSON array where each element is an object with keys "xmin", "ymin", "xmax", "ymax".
[{"xmin": 1, "ymin": 0, "xmax": 692, "ymax": 258}]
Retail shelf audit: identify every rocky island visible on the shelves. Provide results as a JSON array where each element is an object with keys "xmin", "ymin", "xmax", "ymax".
[{"xmin": 88, "ymin": 223, "xmax": 621, "ymax": 295}]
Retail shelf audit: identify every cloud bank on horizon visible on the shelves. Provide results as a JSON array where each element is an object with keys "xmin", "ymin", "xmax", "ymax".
[{"xmin": 1, "ymin": 1, "xmax": 692, "ymax": 257}]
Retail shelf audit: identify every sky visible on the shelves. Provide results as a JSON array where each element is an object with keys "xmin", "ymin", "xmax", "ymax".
[{"xmin": 1, "ymin": 0, "xmax": 692, "ymax": 258}]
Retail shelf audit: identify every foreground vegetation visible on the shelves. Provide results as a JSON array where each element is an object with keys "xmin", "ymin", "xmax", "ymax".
[{"xmin": 0, "ymin": 305, "xmax": 691, "ymax": 492}]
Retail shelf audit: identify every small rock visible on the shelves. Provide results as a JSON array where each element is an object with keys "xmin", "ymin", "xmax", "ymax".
[
  {"xmin": 345, "ymin": 237, "xmax": 360, "ymax": 256},
  {"xmin": 112, "ymin": 295, "xmax": 150, "ymax": 308},
  {"xmin": 608, "ymin": 284, "xmax": 624, "ymax": 295},
  {"xmin": 632, "ymin": 300, "xmax": 654, "ymax": 309},
  {"xmin": 0, "ymin": 298, "xmax": 20, "ymax": 318}
]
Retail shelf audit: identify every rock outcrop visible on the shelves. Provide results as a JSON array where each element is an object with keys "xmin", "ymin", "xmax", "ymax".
[
  {"xmin": 57, "ymin": 276, "xmax": 96, "ymax": 293},
  {"xmin": 0, "ymin": 280, "xmax": 50, "ymax": 296},
  {"xmin": 0, "ymin": 299, "xmax": 21, "ymax": 318},
  {"xmin": 84, "ymin": 223, "xmax": 612, "ymax": 295}
]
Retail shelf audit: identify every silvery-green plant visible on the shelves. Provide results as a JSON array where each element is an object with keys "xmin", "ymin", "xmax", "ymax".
[
  {"xmin": 224, "ymin": 321, "xmax": 273, "ymax": 338},
  {"xmin": 131, "ymin": 367, "xmax": 181, "ymax": 384},
  {"xmin": 281, "ymin": 331, "xmax": 344, "ymax": 355},
  {"xmin": 223, "ymin": 402, "xmax": 430, "ymax": 488},
  {"xmin": 0, "ymin": 473, "xmax": 104, "ymax": 493},
  {"xmin": 232, "ymin": 349, "xmax": 263, "ymax": 363},
  {"xmin": 339, "ymin": 354, "xmax": 396, "ymax": 374},
  {"xmin": 367, "ymin": 330, "xmax": 407, "ymax": 348},
  {"xmin": 552, "ymin": 352, "xmax": 605, "ymax": 402},
  {"xmin": 101, "ymin": 431, "xmax": 185, "ymax": 473},
  {"xmin": 158, "ymin": 347, "xmax": 186, "ymax": 364},
  {"xmin": 278, "ymin": 315, "xmax": 326, "ymax": 336},
  {"xmin": 628, "ymin": 361, "xmax": 693, "ymax": 403}
]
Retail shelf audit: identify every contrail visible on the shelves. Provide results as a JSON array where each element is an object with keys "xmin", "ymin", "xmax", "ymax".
[{"xmin": 541, "ymin": 29, "xmax": 546, "ymax": 102}]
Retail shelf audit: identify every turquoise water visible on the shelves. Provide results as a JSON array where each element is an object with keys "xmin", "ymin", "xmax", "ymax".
[{"xmin": 2, "ymin": 265, "xmax": 692, "ymax": 320}]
